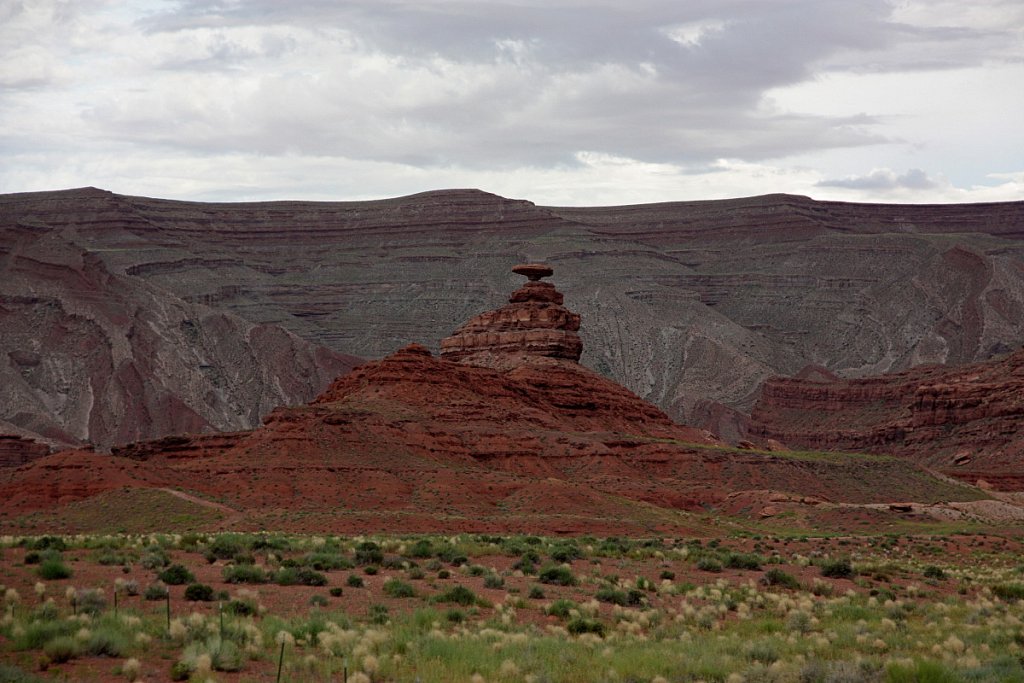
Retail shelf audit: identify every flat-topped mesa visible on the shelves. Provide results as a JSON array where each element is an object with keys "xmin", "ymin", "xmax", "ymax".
[{"xmin": 440, "ymin": 263, "xmax": 583, "ymax": 362}]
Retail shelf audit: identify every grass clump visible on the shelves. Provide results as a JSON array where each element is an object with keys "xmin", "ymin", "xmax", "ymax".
[
  {"xmin": 41, "ymin": 636, "xmax": 80, "ymax": 663},
  {"xmin": 725, "ymin": 553, "xmax": 763, "ymax": 571},
  {"xmin": 696, "ymin": 557, "xmax": 723, "ymax": 573},
  {"xmin": 761, "ymin": 568, "xmax": 801, "ymax": 589},
  {"xmin": 566, "ymin": 617, "xmax": 605, "ymax": 637},
  {"xmin": 992, "ymin": 583, "xmax": 1024, "ymax": 601},
  {"xmin": 143, "ymin": 582, "xmax": 168, "ymax": 601},
  {"xmin": 820, "ymin": 558, "xmax": 856, "ymax": 579},
  {"xmin": 383, "ymin": 579, "xmax": 416, "ymax": 598},
  {"xmin": 222, "ymin": 564, "xmax": 268, "ymax": 584},
  {"xmin": 546, "ymin": 599, "xmax": 577, "ymax": 619},
  {"xmin": 538, "ymin": 564, "xmax": 576, "ymax": 586},
  {"xmin": 274, "ymin": 567, "xmax": 327, "ymax": 586},
  {"xmin": 432, "ymin": 585, "xmax": 480, "ymax": 606},
  {"xmin": 36, "ymin": 558, "xmax": 72, "ymax": 580}
]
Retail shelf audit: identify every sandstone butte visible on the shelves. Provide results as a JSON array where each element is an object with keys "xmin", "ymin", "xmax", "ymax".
[
  {"xmin": 750, "ymin": 348, "xmax": 1024, "ymax": 491},
  {"xmin": 6, "ymin": 187, "xmax": 1024, "ymax": 449},
  {"xmin": 0, "ymin": 265, "xmax": 993, "ymax": 535}
]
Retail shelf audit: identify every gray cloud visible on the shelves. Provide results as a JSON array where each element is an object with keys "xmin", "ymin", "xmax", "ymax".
[
  {"xmin": 817, "ymin": 168, "xmax": 940, "ymax": 191},
  {"xmin": 1, "ymin": 0, "xmax": 1022, "ymax": 203},
  {"xmin": 84, "ymin": 0, "xmax": 925, "ymax": 169}
]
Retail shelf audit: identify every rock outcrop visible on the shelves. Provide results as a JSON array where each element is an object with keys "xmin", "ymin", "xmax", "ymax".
[
  {"xmin": 749, "ymin": 349, "xmax": 1024, "ymax": 489},
  {"xmin": 0, "ymin": 216, "xmax": 360, "ymax": 449},
  {"xmin": 440, "ymin": 263, "xmax": 582, "ymax": 362},
  {"xmin": 4, "ymin": 187, "xmax": 1024, "ymax": 439},
  {"xmin": 0, "ymin": 435, "xmax": 50, "ymax": 467},
  {"xmin": 0, "ymin": 268, "xmax": 991, "ymax": 533}
]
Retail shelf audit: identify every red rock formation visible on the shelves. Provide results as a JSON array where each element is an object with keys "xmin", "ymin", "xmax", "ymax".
[
  {"xmin": 750, "ymin": 349, "xmax": 1024, "ymax": 489},
  {"xmin": 0, "ymin": 340, "xmax": 983, "ymax": 532},
  {"xmin": 4, "ymin": 187, "xmax": 1024, "ymax": 439},
  {"xmin": 0, "ymin": 435, "xmax": 50, "ymax": 467},
  {"xmin": 440, "ymin": 264, "xmax": 582, "ymax": 362}
]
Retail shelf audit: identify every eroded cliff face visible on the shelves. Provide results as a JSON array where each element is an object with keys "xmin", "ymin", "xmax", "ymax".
[
  {"xmin": 749, "ymin": 349, "xmax": 1024, "ymax": 489},
  {"xmin": 3, "ymin": 187, "xmax": 1024, "ymax": 438},
  {"xmin": 0, "ymin": 269, "xmax": 992, "ymax": 530},
  {"xmin": 0, "ymin": 217, "xmax": 359, "ymax": 449},
  {"xmin": 441, "ymin": 264, "xmax": 583, "ymax": 362}
]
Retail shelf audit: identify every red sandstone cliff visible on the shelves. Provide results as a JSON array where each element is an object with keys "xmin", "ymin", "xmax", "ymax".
[
  {"xmin": 0, "ymin": 266, "xmax": 987, "ymax": 533},
  {"xmin": 749, "ymin": 349, "xmax": 1024, "ymax": 489}
]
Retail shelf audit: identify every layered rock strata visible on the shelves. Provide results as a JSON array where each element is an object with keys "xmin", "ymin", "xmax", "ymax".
[
  {"xmin": 750, "ymin": 349, "xmax": 1024, "ymax": 489},
  {"xmin": 440, "ymin": 264, "xmax": 582, "ymax": 362},
  {"xmin": 0, "ymin": 435, "xmax": 50, "ymax": 467}
]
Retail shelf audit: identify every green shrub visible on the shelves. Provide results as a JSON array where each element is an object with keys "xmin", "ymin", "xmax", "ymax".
[
  {"xmin": 275, "ymin": 567, "xmax": 327, "ymax": 586},
  {"xmin": 820, "ymin": 559, "xmax": 856, "ymax": 579},
  {"xmin": 144, "ymin": 583, "xmax": 169, "ymax": 601},
  {"xmin": 36, "ymin": 558, "xmax": 72, "ymax": 580},
  {"xmin": 922, "ymin": 565, "xmax": 946, "ymax": 580},
  {"xmin": 75, "ymin": 588, "xmax": 107, "ymax": 616},
  {"xmin": 140, "ymin": 550, "xmax": 169, "ymax": 570},
  {"xmin": 208, "ymin": 535, "xmax": 247, "ymax": 560},
  {"xmin": 42, "ymin": 636, "xmax": 80, "ymax": 663},
  {"xmin": 14, "ymin": 620, "xmax": 75, "ymax": 650},
  {"xmin": 225, "ymin": 599, "xmax": 256, "ymax": 616},
  {"xmin": 369, "ymin": 603, "xmax": 389, "ymax": 624},
  {"xmin": 725, "ymin": 553, "xmax": 763, "ymax": 571},
  {"xmin": 550, "ymin": 543, "xmax": 583, "ymax": 563},
  {"xmin": 304, "ymin": 552, "xmax": 353, "ymax": 571},
  {"xmin": 762, "ymin": 568, "xmax": 801, "ymax": 589},
  {"xmin": 0, "ymin": 663, "xmax": 47, "ymax": 683},
  {"xmin": 567, "ymin": 617, "xmax": 605, "ymax": 637},
  {"xmin": 309, "ymin": 594, "xmax": 329, "ymax": 607},
  {"xmin": 222, "ymin": 564, "xmax": 268, "ymax": 584},
  {"xmin": 547, "ymin": 599, "xmax": 576, "ymax": 619},
  {"xmin": 483, "ymin": 574, "xmax": 504, "ymax": 589},
  {"xmin": 159, "ymin": 564, "xmax": 195, "ymax": 585},
  {"xmin": 84, "ymin": 626, "xmax": 129, "ymax": 657},
  {"xmin": 346, "ymin": 574, "xmax": 364, "ymax": 588},
  {"xmin": 538, "ymin": 565, "xmax": 576, "ymax": 586},
  {"xmin": 887, "ymin": 660, "xmax": 959, "ymax": 683},
  {"xmin": 528, "ymin": 585, "xmax": 545, "ymax": 599},
  {"xmin": 30, "ymin": 536, "xmax": 66, "ymax": 551},
  {"xmin": 184, "ymin": 583, "xmax": 215, "ymax": 602},
  {"xmin": 329, "ymin": 587, "xmax": 344, "ymax": 597},
  {"xmin": 383, "ymin": 579, "xmax": 416, "ymax": 598},
  {"xmin": 745, "ymin": 642, "xmax": 779, "ymax": 664},
  {"xmin": 696, "ymin": 557, "xmax": 723, "ymax": 573},
  {"xmin": 659, "ymin": 569, "xmax": 676, "ymax": 580},
  {"xmin": 993, "ymin": 584, "xmax": 1024, "ymax": 601},
  {"xmin": 433, "ymin": 585, "xmax": 479, "ymax": 606},
  {"xmin": 408, "ymin": 539, "xmax": 434, "ymax": 558},
  {"xmin": 354, "ymin": 541, "xmax": 384, "ymax": 565},
  {"xmin": 595, "ymin": 586, "xmax": 628, "ymax": 605}
]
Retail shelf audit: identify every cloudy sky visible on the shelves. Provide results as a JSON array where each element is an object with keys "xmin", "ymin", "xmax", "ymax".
[{"xmin": 1, "ymin": 0, "xmax": 1022, "ymax": 205}]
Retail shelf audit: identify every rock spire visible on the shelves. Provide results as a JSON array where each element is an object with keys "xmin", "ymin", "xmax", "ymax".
[{"xmin": 440, "ymin": 263, "xmax": 583, "ymax": 362}]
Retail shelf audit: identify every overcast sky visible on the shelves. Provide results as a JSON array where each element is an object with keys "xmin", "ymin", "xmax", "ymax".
[{"xmin": 1, "ymin": 0, "xmax": 1022, "ymax": 205}]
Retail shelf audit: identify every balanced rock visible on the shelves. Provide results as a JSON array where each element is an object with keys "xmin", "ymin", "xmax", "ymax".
[{"xmin": 440, "ymin": 264, "xmax": 582, "ymax": 362}]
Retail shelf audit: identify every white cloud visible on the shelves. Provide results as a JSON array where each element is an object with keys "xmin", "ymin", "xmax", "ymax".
[{"xmin": 1, "ymin": 0, "xmax": 1022, "ymax": 204}]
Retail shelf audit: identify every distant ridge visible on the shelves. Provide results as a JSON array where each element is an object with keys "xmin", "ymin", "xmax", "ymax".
[{"xmin": 2, "ymin": 186, "xmax": 1023, "ymax": 447}]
